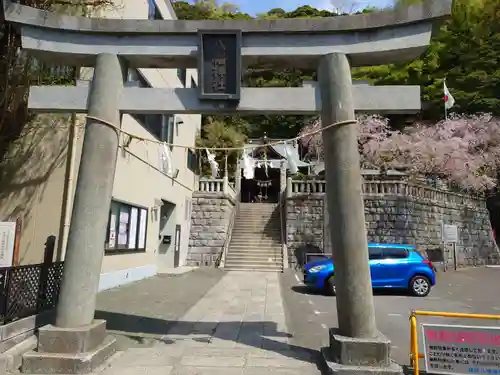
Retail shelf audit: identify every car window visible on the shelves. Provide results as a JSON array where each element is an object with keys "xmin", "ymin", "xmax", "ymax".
[
  {"xmin": 381, "ymin": 247, "xmax": 408, "ymax": 259},
  {"xmin": 368, "ymin": 247, "xmax": 383, "ymax": 260}
]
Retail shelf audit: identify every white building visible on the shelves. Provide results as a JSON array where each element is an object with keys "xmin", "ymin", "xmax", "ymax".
[{"xmin": 0, "ymin": 0, "xmax": 201, "ymax": 290}]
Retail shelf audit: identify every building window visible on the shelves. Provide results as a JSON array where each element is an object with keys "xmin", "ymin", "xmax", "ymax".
[
  {"xmin": 125, "ymin": 69, "xmax": 175, "ymax": 147},
  {"xmin": 164, "ymin": 116, "xmax": 175, "ymax": 145},
  {"xmin": 187, "ymin": 149, "xmax": 198, "ymax": 174},
  {"xmin": 126, "ymin": 68, "xmax": 149, "ymax": 88},
  {"xmin": 105, "ymin": 200, "xmax": 148, "ymax": 254},
  {"xmin": 177, "ymin": 68, "xmax": 187, "ymax": 87},
  {"xmin": 148, "ymin": 0, "xmax": 163, "ymax": 20}
]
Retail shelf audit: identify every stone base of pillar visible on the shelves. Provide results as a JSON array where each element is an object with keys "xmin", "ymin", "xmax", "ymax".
[
  {"xmin": 21, "ymin": 320, "xmax": 116, "ymax": 374},
  {"xmin": 321, "ymin": 328, "xmax": 403, "ymax": 375}
]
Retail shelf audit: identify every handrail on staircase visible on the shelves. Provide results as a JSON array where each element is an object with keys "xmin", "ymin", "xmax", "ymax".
[
  {"xmin": 217, "ymin": 191, "xmax": 240, "ymax": 268},
  {"xmin": 279, "ymin": 191, "xmax": 289, "ymax": 269}
]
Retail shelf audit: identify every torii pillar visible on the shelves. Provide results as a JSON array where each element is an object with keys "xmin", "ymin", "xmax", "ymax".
[{"xmin": 1, "ymin": 0, "xmax": 452, "ymax": 373}]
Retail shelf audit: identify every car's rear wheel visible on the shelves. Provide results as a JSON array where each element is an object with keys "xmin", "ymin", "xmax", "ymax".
[
  {"xmin": 409, "ymin": 275, "xmax": 431, "ymax": 297},
  {"xmin": 325, "ymin": 275, "xmax": 336, "ymax": 296}
]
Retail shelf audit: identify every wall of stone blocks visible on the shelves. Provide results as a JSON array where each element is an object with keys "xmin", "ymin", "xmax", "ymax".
[
  {"xmin": 187, "ymin": 192, "xmax": 235, "ymax": 266},
  {"xmin": 286, "ymin": 191, "xmax": 496, "ymax": 269}
]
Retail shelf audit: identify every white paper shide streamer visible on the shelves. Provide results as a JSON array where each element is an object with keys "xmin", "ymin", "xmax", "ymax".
[
  {"xmin": 283, "ymin": 143, "xmax": 298, "ymax": 174},
  {"xmin": 206, "ymin": 149, "xmax": 219, "ymax": 178},
  {"xmin": 159, "ymin": 142, "xmax": 173, "ymax": 175},
  {"xmin": 243, "ymin": 153, "xmax": 256, "ymax": 180}
]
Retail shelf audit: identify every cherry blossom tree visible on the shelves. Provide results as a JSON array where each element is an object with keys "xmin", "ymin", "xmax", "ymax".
[
  {"xmin": 299, "ymin": 114, "xmax": 393, "ymax": 166},
  {"xmin": 299, "ymin": 113, "xmax": 500, "ymax": 191}
]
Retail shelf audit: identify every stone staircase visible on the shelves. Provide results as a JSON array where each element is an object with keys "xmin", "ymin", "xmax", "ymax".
[{"xmin": 224, "ymin": 203, "xmax": 283, "ymax": 272}]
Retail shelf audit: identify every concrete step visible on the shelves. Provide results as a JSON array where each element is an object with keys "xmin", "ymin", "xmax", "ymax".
[
  {"xmin": 237, "ymin": 210, "xmax": 279, "ymax": 214},
  {"xmin": 231, "ymin": 228, "xmax": 280, "ymax": 233},
  {"xmin": 231, "ymin": 230, "xmax": 280, "ymax": 235},
  {"xmin": 239, "ymin": 207, "xmax": 278, "ymax": 212},
  {"xmin": 229, "ymin": 245, "xmax": 281, "ymax": 251},
  {"xmin": 226, "ymin": 253, "xmax": 283, "ymax": 259},
  {"xmin": 228, "ymin": 253, "xmax": 283, "ymax": 259},
  {"xmin": 231, "ymin": 231, "xmax": 281, "ymax": 241},
  {"xmin": 231, "ymin": 234, "xmax": 281, "ymax": 241},
  {"xmin": 224, "ymin": 260, "xmax": 283, "ymax": 266},
  {"xmin": 236, "ymin": 213, "xmax": 279, "ymax": 218},
  {"xmin": 234, "ymin": 219, "xmax": 280, "ymax": 224},
  {"xmin": 0, "ymin": 335, "xmax": 37, "ymax": 373},
  {"xmin": 225, "ymin": 259, "xmax": 283, "ymax": 266},
  {"xmin": 226, "ymin": 253, "xmax": 283, "ymax": 263},
  {"xmin": 225, "ymin": 255, "xmax": 283, "ymax": 265},
  {"xmin": 229, "ymin": 244, "xmax": 281, "ymax": 251},
  {"xmin": 224, "ymin": 266, "xmax": 283, "ymax": 272},
  {"xmin": 235, "ymin": 213, "xmax": 280, "ymax": 218},
  {"xmin": 230, "ymin": 238, "xmax": 280, "ymax": 244},
  {"xmin": 230, "ymin": 244, "xmax": 281, "ymax": 250},
  {"xmin": 232, "ymin": 224, "xmax": 281, "ymax": 230},
  {"xmin": 237, "ymin": 213, "xmax": 278, "ymax": 217},
  {"xmin": 233, "ymin": 221, "xmax": 280, "ymax": 227},
  {"xmin": 232, "ymin": 225, "xmax": 280, "ymax": 230},
  {"xmin": 229, "ymin": 244, "xmax": 281, "ymax": 249}
]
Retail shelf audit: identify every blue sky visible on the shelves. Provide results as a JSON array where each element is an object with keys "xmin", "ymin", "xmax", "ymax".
[{"xmin": 228, "ymin": 0, "xmax": 394, "ymax": 15}]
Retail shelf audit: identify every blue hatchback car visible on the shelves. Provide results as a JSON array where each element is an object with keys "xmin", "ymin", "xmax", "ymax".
[{"xmin": 303, "ymin": 243, "xmax": 436, "ymax": 297}]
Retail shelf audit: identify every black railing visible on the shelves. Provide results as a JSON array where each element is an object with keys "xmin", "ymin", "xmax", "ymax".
[
  {"xmin": 0, "ymin": 235, "xmax": 64, "ymax": 326},
  {"xmin": 0, "ymin": 261, "xmax": 64, "ymax": 325}
]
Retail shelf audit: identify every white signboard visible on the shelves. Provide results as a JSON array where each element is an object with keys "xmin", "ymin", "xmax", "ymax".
[
  {"xmin": 422, "ymin": 323, "xmax": 500, "ymax": 375},
  {"xmin": 443, "ymin": 224, "xmax": 458, "ymax": 243},
  {"xmin": 0, "ymin": 221, "xmax": 16, "ymax": 267}
]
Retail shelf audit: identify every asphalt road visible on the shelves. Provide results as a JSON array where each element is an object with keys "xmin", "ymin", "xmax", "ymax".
[{"xmin": 280, "ymin": 266, "xmax": 500, "ymax": 367}]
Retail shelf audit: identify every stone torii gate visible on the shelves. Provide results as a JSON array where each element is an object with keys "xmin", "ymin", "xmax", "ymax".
[{"xmin": 2, "ymin": 0, "xmax": 451, "ymax": 373}]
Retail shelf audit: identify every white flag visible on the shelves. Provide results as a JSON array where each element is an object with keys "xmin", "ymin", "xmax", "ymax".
[{"xmin": 444, "ymin": 81, "xmax": 455, "ymax": 110}]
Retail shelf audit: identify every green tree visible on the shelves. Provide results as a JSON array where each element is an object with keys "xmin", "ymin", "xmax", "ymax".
[
  {"xmin": 196, "ymin": 120, "xmax": 247, "ymax": 177},
  {"xmin": 0, "ymin": 0, "xmax": 113, "ymax": 162},
  {"xmin": 174, "ymin": 0, "xmax": 500, "ymax": 139},
  {"xmin": 173, "ymin": 0, "xmax": 251, "ymax": 20},
  {"xmin": 354, "ymin": 0, "xmax": 500, "ymax": 119}
]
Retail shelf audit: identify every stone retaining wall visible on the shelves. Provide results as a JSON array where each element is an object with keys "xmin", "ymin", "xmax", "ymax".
[
  {"xmin": 286, "ymin": 180, "xmax": 497, "ymax": 269},
  {"xmin": 187, "ymin": 191, "xmax": 236, "ymax": 265}
]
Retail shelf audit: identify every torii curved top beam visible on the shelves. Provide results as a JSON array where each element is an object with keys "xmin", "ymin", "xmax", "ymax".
[{"xmin": 2, "ymin": 0, "xmax": 452, "ymax": 69}]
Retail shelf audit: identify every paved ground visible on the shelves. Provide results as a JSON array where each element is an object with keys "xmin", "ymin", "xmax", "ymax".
[
  {"xmin": 95, "ymin": 268, "xmax": 225, "ymax": 349},
  {"xmin": 93, "ymin": 270, "xmax": 322, "ymax": 375},
  {"xmin": 280, "ymin": 266, "xmax": 500, "ymax": 368}
]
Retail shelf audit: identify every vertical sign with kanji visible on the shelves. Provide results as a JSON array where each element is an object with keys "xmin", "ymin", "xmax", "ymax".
[
  {"xmin": 0, "ymin": 221, "xmax": 16, "ymax": 267},
  {"xmin": 198, "ymin": 30, "xmax": 242, "ymax": 101}
]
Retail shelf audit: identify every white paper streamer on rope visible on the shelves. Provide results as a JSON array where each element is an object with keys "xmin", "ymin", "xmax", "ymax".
[
  {"xmin": 283, "ymin": 142, "xmax": 298, "ymax": 174},
  {"xmin": 159, "ymin": 142, "xmax": 173, "ymax": 175},
  {"xmin": 206, "ymin": 149, "xmax": 219, "ymax": 178},
  {"xmin": 243, "ymin": 153, "xmax": 256, "ymax": 180},
  {"xmin": 263, "ymin": 152, "xmax": 269, "ymax": 177}
]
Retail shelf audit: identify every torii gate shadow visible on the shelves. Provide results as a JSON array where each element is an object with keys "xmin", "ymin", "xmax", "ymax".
[{"xmin": 95, "ymin": 310, "xmax": 326, "ymax": 371}]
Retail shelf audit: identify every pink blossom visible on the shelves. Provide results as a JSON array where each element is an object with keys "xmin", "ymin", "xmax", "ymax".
[{"xmin": 299, "ymin": 113, "xmax": 500, "ymax": 191}]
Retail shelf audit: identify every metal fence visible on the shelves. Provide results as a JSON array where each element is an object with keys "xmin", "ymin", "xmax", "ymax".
[{"xmin": 0, "ymin": 261, "xmax": 64, "ymax": 325}]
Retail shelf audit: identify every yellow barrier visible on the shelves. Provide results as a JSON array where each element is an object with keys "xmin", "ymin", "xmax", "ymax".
[{"xmin": 409, "ymin": 310, "xmax": 500, "ymax": 375}]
